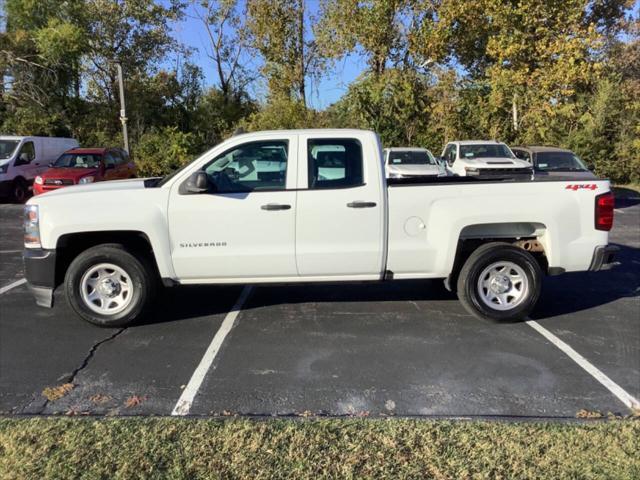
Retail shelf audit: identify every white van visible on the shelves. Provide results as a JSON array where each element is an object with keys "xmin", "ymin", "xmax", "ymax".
[{"xmin": 0, "ymin": 136, "xmax": 79, "ymax": 201}]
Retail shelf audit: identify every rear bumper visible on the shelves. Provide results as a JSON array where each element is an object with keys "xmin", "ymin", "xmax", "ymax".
[
  {"xmin": 23, "ymin": 248, "xmax": 56, "ymax": 307},
  {"xmin": 589, "ymin": 245, "xmax": 619, "ymax": 271}
]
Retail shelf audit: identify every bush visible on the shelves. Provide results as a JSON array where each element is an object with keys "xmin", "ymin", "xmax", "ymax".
[{"xmin": 133, "ymin": 127, "xmax": 197, "ymax": 177}]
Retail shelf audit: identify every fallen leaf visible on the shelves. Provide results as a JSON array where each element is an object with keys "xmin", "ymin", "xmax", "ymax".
[
  {"xmin": 124, "ymin": 395, "xmax": 146, "ymax": 408},
  {"xmin": 42, "ymin": 383, "xmax": 74, "ymax": 401}
]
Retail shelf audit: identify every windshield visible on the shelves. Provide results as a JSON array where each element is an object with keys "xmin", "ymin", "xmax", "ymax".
[
  {"xmin": 53, "ymin": 153, "xmax": 102, "ymax": 168},
  {"xmin": 388, "ymin": 150, "xmax": 437, "ymax": 166},
  {"xmin": 459, "ymin": 144, "xmax": 515, "ymax": 159},
  {"xmin": 535, "ymin": 152, "xmax": 589, "ymax": 172},
  {"xmin": 0, "ymin": 140, "xmax": 19, "ymax": 160}
]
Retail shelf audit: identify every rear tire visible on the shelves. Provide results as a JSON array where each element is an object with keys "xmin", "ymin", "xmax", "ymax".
[
  {"xmin": 64, "ymin": 244, "xmax": 156, "ymax": 327},
  {"xmin": 456, "ymin": 242, "xmax": 542, "ymax": 322}
]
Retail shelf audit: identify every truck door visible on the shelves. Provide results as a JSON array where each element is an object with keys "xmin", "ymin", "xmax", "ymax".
[
  {"xmin": 168, "ymin": 136, "xmax": 298, "ymax": 280},
  {"xmin": 295, "ymin": 134, "xmax": 385, "ymax": 278}
]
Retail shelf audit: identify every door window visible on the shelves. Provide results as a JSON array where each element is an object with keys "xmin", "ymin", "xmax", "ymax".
[
  {"xmin": 307, "ymin": 139, "xmax": 363, "ymax": 189},
  {"xmin": 204, "ymin": 140, "xmax": 288, "ymax": 193},
  {"xmin": 443, "ymin": 144, "xmax": 456, "ymax": 166},
  {"xmin": 103, "ymin": 152, "xmax": 117, "ymax": 169},
  {"xmin": 15, "ymin": 141, "xmax": 35, "ymax": 166}
]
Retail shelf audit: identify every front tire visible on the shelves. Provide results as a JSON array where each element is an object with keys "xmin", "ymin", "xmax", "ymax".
[
  {"xmin": 12, "ymin": 178, "xmax": 28, "ymax": 203},
  {"xmin": 64, "ymin": 244, "xmax": 156, "ymax": 327},
  {"xmin": 456, "ymin": 243, "xmax": 542, "ymax": 322}
]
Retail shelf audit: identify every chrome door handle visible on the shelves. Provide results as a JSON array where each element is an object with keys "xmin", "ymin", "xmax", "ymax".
[
  {"xmin": 261, "ymin": 203, "xmax": 291, "ymax": 211},
  {"xmin": 347, "ymin": 201, "xmax": 377, "ymax": 208}
]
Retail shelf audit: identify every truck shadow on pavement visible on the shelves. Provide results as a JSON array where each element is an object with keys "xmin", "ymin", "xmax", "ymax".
[
  {"xmin": 140, "ymin": 243, "xmax": 637, "ymax": 326},
  {"xmin": 529, "ymin": 242, "xmax": 639, "ymax": 320}
]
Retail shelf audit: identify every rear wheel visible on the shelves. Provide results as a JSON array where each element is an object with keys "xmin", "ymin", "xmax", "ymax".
[
  {"xmin": 456, "ymin": 243, "xmax": 542, "ymax": 322},
  {"xmin": 64, "ymin": 244, "xmax": 156, "ymax": 327}
]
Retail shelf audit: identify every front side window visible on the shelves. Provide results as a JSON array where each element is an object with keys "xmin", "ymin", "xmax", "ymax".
[
  {"xmin": 443, "ymin": 144, "xmax": 456, "ymax": 165},
  {"xmin": 54, "ymin": 154, "xmax": 101, "ymax": 169},
  {"xmin": 513, "ymin": 149, "xmax": 531, "ymax": 162},
  {"xmin": 308, "ymin": 139, "xmax": 363, "ymax": 189},
  {"xmin": 103, "ymin": 153, "xmax": 117, "ymax": 168},
  {"xmin": 535, "ymin": 152, "xmax": 589, "ymax": 172},
  {"xmin": 204, "ymin": 140, "xmax": 288, "ymax": 193},
  {"xmin": 0, "ymin": 140, "xmax": 19, "ymax": 160},
  {"xmin": 459, "ymin": 144, "xmax": 515, "ymax": 159},
  {"xmin": 15, "ymin": 141, "xmax": 35, "ymax": 165}
]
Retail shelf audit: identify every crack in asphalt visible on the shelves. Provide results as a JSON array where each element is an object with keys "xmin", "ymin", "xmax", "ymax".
[{"xmin": 18, "ymin": 327, "xmax": 127, "ymax": 414}]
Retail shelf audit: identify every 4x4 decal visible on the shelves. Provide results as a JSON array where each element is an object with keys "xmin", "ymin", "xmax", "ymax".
[{"xmin": 565, "ymin": 184, "xmax": 598, "ymax": 191}]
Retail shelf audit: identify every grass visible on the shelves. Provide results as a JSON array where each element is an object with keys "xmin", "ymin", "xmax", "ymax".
[{"xmin": 0, "ymin": 418, "xmax": 638, "ymax": 479}]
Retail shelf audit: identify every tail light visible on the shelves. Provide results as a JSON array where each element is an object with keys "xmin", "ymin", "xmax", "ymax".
[{"xmin": 595, "ymin": 192, "xmax": 614, "ymax": 231}]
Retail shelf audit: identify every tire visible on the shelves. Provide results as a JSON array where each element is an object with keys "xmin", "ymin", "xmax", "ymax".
[
  {"xmin": 11, "ymin": 178, "xmax": 28, "ymax": 203},
  {"xmin": 456, "ymin": 242, "xmax": 542, "ymax": 322},
  {"xmin": 64, "ymin": 244, "xmax": 156, "ymax": 327}
]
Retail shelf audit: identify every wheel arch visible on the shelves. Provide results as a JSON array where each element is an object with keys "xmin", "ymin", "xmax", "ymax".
[
  {"xmin": 444, "ymin": 222, "xmax": 550, "ymax": 292},
  {"xmin": 54, "ymin": 231, "xmax": 160, "ymax": 288}
]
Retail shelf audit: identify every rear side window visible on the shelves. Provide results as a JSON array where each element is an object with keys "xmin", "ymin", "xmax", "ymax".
[{"xmin": 307, "ymin": 139, "xmax": 363, "ymax": 189}]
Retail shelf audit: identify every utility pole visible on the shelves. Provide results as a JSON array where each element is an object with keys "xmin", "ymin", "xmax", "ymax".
[{"xmin": 116, "ymin": 63, "xmax": 129, "ymax": 154}]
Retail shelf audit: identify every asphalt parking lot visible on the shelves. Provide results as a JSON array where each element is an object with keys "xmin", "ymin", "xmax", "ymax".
[{"xmin": 1, "ymin": 198, "xmax": 638, "ymax": 418}]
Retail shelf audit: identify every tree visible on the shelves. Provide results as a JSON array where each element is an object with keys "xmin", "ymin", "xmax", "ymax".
[
  {"xmin": 190, "ymin": 0, "xmax": 253, "ymax": 103},
  {"xmin": 246, "ymin": 0, "xmax": 323, "ymax": 104}
]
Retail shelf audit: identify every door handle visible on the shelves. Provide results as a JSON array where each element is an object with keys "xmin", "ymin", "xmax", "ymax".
[
  {"xmin": 261, "ymin": 203, "xmax": 291, "ymax": 211},
  {"xmin": 347, "ymin": 201, "xmax": 377, "ymax": 208}
]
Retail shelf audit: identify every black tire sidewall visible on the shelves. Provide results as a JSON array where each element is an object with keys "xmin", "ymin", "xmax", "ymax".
[
  {"xmin": 65, "ymin": 246, "xmax": 150, "ymax": 327},
  {"xmin": 459, "ymin": 246, "xmax": 541, "ymax": 322},
  {"xmin": 12, "ymin": 179, "xmax": 27, "ymax": 203}
]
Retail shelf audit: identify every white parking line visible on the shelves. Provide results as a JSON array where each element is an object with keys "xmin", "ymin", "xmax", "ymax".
[
  {"xmin": 0, "ymin": 278, "xmax": 27, "ymax": 295},
  {"xmin": 527, "ymin": 319, "xmax": 640, "ymax": 411},
  {"xmin": 171, "ymin": 285, "xmax": 254, "ymax": 416}
]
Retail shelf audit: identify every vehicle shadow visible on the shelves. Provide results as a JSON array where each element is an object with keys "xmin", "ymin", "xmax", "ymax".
[
  {"xmin": 140, "ymin": 244, "xmax": 637, "ymax": 326},
  {"xmin": 529, "ymin": 242, "xmax": 639, "ymax": 320}
]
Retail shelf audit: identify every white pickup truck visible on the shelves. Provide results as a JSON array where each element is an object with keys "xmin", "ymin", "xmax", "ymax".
[{"xmin": 23, "ymin": 129, "xmax": 617, "ymax": 327}]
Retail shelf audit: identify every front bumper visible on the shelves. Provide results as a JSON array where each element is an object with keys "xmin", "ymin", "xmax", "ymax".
[
  {"xmin": 23, "ymin": 248, "xmax": 56, "ymax": 307},
  {"xmin": 589, "ymin": 245, "xmax": 619, "ymax": 271}
]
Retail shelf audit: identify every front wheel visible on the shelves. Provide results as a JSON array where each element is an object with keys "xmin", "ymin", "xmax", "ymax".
[
  {"xmin": 456, "ymin": 243, "xmax": 542, "ymax": 322},
  {"xmin": 12, "ymin": 178, "xmax": 28, "ymax": 203},
  {"xmin": 65, "ymin": 244, "xmax": 156, "ymax": 327}
]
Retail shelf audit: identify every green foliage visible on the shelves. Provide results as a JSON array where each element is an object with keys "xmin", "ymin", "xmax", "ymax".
[
  {"xmin": 134, "ymin": 127, "xmax": 197, "ymax": 177},
  {"xmin": 0, "ymin": 0, "xmax": 637, "ymax": 183}
]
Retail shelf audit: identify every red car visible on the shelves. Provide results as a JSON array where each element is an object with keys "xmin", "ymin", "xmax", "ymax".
[{"xmin": 33, "ymin": 147, "xmax": 136, "ymax": 195}]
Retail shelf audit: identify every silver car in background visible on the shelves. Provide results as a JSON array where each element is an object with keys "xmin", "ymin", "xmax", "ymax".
[{"xmin": 384, "ymin": 147, "xmax": 446, "ymax": 179}]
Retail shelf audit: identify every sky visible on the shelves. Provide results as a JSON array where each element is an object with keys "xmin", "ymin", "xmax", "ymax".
[
  {"xmin": 169, "ymin": 0, "xmax": 640, "ymax": 110},
  {"xmin": 170, "ymin": 1, "xmax": 365, "ymax": 109}
]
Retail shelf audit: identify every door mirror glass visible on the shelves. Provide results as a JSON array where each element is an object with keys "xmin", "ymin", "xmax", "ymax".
[{"xmin": 186, "ymin": 171, "xmax": 210, "ymax": 193}]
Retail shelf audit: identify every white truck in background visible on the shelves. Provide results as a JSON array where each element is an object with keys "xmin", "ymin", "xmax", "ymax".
[
  {"xmin": 441, "ymin": 140, "xmax": 532, "ymax": 178},
  {"xmin": 23, "ymin": 129, "xmax": 617, "ymax": 327},
  {"xmin": 0, "ymin": 136, "xmax": 79, "ymax": 202}
]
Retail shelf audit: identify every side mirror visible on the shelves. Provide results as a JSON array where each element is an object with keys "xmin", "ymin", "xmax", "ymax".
[
  {"xmin": 19, "ymin": 153, "xmax": 30, "ymax": 163},
  {"xmin": 186, "ymin": 171, "xmax": 209, "ymax": 193}
]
